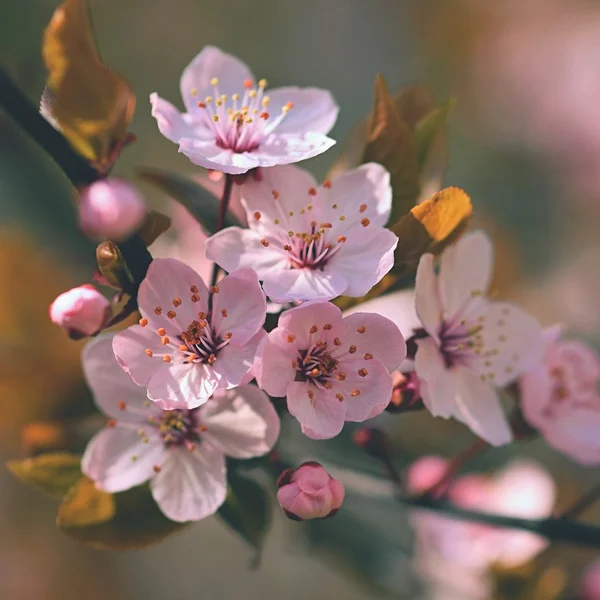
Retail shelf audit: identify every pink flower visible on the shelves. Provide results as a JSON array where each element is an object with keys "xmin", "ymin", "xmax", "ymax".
[
  {"xmin": 413, "ymin": 230, "xmax": 544, "ymax": 446},
  {"xmin": 49, "ymin": 285, "xmax": 111, "ymax": 339},
  {"xmin": 276, "ymin": 462, "xmax": 345, "ymax": 520},
  {"xmin": 150, "ymin": 46, "xmax": 338, "ymax": 175},
  {"xmin": 408, "ymin": 457, "xmax": 555, "ymax": 571},
  {"xmin": 520, "ymin": 326, "xmax": 600, "ymax": 465},
  {"xmin": 255, "ymin": 301, "xmax": 406, "ymax": 439},
  {"xmin": 113, "ymin": 258, "xmax": 267, "ymax": 409},
  {"xmin": 205, "ymin": 163, "xmax": 398, "ymax": 302},
  {"xmin": 78, "ymin": 179, "xmax": 147, "ymax": 241},
  {"xmin": 81, "ymin": 334, "xmax": 280, "ymax": 522},
  {"xmin": 580, "ymin": 560, "xmax": 600, "ymax": 600}
]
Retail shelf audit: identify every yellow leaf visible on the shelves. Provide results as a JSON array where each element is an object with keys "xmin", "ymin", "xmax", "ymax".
[
  {"xmin": 391, "ymin": 186, "xmax": 473, "ymax": 279},
  {"xmin": 137, "ymin": 210, "xmax": 172, "ymax": 247},
  {"xmin": 42, "ymin": 0, "xmax": 135, "ymax": 166},
  {"xmin": 57, "ymin": 477, "xmax": 115, "ymax": 528},
  {"xmin": 6, "ymin": 452, "xmax": 82, "ymax": 498},
  {"xmin": 361, "ymin": 75, "xmax": 420, "ymax": 223}
]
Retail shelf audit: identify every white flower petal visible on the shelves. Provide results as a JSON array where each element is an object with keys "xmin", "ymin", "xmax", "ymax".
[
  {"xmin": 178, "ymin": 139, "xmax": 261, "ymax": 174},
  {"xmin": 254, "ymin": 328, "xmax": 298, "ymax": 397},
  {"xmin": 415, "ymin": 253, "xmax": 442, "ymax": 339},
  {"xmin": 262, "ymin": 267, "xmax": 348, "ymax": 303},
  {"xmin": 151, "ymin": 444, "xmax": 227, "ymax": 522},
  {"xmin": 211, "ymin": 331, "xmax": 264, "ymax": 389},
  {"xmin": 150, "ymin": 93, "xmax": 199, "ymax": 143}
]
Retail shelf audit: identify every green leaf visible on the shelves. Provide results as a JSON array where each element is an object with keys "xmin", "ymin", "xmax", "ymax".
[
  {"xmin": 42, "ymin": 0, "xmax": 135, "ymax": 167},
  {"xmin": 361, "ymin": 75, "xmax": 420, "ymax": 224},
  {"xmin": 58, "ymin": 484, "xmax": 187, "ymax": 550},
  {"xmin": 414, "ymin": 98, "xmax": 455, "ymax": 169},
  {"xmin": 57, "ymin": 477, "xmax": 115, "ymax": 528},
  {"xmin": 217, "ymin": 472, "xmax": 271, "ymax": 562},
  {"xmin": 6, "ymin": 452, "xmax": 82, "ymax": 498},
  {"xmin": 136, "ymin": 168, "xmax": 243, "ymax": 234}
]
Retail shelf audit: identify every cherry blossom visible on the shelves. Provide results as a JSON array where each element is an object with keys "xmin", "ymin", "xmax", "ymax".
[
  {"xmin": 113, "ymin": 258, "xmax": 266, "ymax": 409},
  {"xmin": 276, "ymin": 462, "xmax": 345, "ymax": 520},
  {"xmin": 150, "ymin": 46, "xmax": 338, "ymax": 174},
  {"xmin": 408, "ymin": 457, "xmax": 555, "ymax": 572},
  {"xmin": 580, "ymin": 560, "xmax": 600, "ymax": 600},
  {"xmin": 254, "ymin": 301, "xmax": 406, "ymax": 439},
  {"xmin": 205, "ymin": 163, "xmax": 398, "ymax": 302},
  {"xmin": 520, "ymin": 326, "xmax": 600, "ymax": 465},
  {"xmin": 78, "ymin": 179, "xmax": 147, "ymax": 241},
  {"xmin": 81, "ymin": 334, "xmax": 280, "ymax": 522},
  {"xmin": 49, "ymin": 285, "xmax": 110, "ymax": 339},
  {"xmin": 413, "ymin": 230, "xmax": 543, "ymax": 446}
]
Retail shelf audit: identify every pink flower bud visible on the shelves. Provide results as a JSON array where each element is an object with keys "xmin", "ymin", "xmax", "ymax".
[
  {"xmin": 49, "ymin": 285, "xmax": 111, "ymax": 339},
  {"xmin": 580, "ymin": 561, "xmax": 600, "ymax": 600},
  {"xmin": 79, "ymin": 179, "xmax": 146, "ymax": 241},
  {"xmin": 276, "ymin": 462, "xmax": 345, "ymax": 521}
]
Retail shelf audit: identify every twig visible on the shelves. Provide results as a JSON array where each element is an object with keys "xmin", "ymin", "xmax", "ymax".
[{"xmin": 209, "ymin": 173, "xmax": 234, "ymax": 289}]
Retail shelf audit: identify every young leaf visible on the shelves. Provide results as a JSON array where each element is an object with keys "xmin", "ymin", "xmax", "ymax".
[
  {"xmin": 414, "ymin": 98, "xmax": 455, "ymax": 169},
  {"xmin": 217, "ymin": 472, "xmax": 271, "ymax": 561},
  {"xmin": 391, "ymin": 186, "xmax": 473, "ymax": 279},
  {"xmin": 57, "ymin": 477, "xmax": 115, "ymax": 528},
  {"xmin": 362, "ymin": 75, "xmax": 420, "ymax": 224},
  {"xmin": 42, "ymin": 0, "xmax": 135, "ymax": 167},
  {"xmin": 58, "ymin": 484, "xmax": 186, "ymax": 550},
  {"xmin": 137, "ymin": 210, "xmax": 172, "ymax": 247},
  {"xmin": 137, "ymin": 168, "xmax": 243, "ymax": 234},
  {"xmin": 6, "ymin": 452, "xmax": 82, "ymax": 498}
]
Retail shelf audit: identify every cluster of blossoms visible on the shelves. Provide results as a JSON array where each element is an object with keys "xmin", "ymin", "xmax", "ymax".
[{"xmin": 48, "ymin": 46, "xmax": 600, "ymax": 530}]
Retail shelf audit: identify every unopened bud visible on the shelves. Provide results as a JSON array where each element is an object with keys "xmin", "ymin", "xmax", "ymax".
[
  {"xmin": 96, "ymin": 241, "xmax": 133, "ymax": 290},
  {"xmin": 276, "ymin": 462, "xmax": 345, "ymax": 521},
  {"xmin": 49, "ymin": 285, "xmax": 111, "ymax": 339},
  {"xmin": 79, "ymin": 179, "xmax": 146, "ymax": 241},
  {"xmin": 580, "ymin": 561, "xmax": 600, "ymax": 600}
]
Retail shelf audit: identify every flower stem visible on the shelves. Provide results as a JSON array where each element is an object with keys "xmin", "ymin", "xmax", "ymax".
[
  {"xmin": 0, "ymin": 67, "xmax": 152, "ymax": 290},
  {"xmin": 209, "ymin": 173, "xmax": 234, "ymax": 289},
  {"xmin": 560, "ymin": 480, "xmax": 600, "ymax": 520}
]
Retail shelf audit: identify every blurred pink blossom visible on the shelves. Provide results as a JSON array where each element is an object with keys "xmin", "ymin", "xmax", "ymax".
[
  {"xmin": 82, "ymin": 334, "xmax": 279, "ymax": 522},
  {"xmin": 520, "ymin": 326, "xmax": 600, "ymax": 465},
  {"xmin": 413, "ymin": 231, "xmax": 543, "ymax": 446},
  {"xmin": 276, "ymin": 462, "xmax": 345, "ymax": 520},
  {"xmin": 49, "ymin": 284, "xmax": 110, "ymax": 339},
  {"xmin": 78, "ymin": 179, "xmax": 147, "ymax": 241},
  {"xmin": 206, "ymin": 163, "xmax": 397, "ymax": 302},
  {"xmin": 150, "ymin": 45, "xmax": 338, "ymax": 174},
  {"xmin": 408, "ymin": 457, "xmax": 555, "ymax": 572},
  {"xmin": 580, "ymin": 560, "xmax": 600, "ymax": 600},
  {"xmin": 113, "ymin": 259, "xmax": 266, "ymax": 408},
  {"xmin": 255, "ymin": 300, "xmax": 405, "ymax": 439}
]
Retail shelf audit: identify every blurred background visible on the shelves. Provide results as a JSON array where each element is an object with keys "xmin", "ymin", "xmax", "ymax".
[{"xmin": 1, "ymin": 0, "xmax": 600, "ymax": 598}]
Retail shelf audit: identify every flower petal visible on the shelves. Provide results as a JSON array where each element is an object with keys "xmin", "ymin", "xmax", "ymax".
[
  {"xmin": 82, "ymin": 426, "xmax": 164, "ymax": 493},
  {"xmin": 151, "ymin": 443, "xmax": 227, "ymax": 522},
  {"xmin": 138, "ymin": 258, "xmax": 209, "ymax": 330},
  {"xmin": 147, "ymin": 363, "xmax": 220, "ymax": 409},
  {"xmin": 263, "ymin": 267, "xmax": 348, "ymax": 303},
  {"xmin": 211, "ymin": 330, "xmax": 264, "ymax": 388},
  {"xmin": 211, "ymin": 268, "xmax": 266, "ymax": 345},
  {"xmin": 266, "ymin": 87, "xmax": 338, "ymax": 135},
  {"xmin": 200, "ymin": 385, "xmax": 280, "ymax": 458},
  {"xmin": 253, "ymin": 132, "xmax": 336, "ymax": 168},
  {"xmin": 415, "ymin": 253, "xmax": 442, "ymax": 339},
  {"xmin": 278, "ymin": 300, "xmax": 343, "ymax": 348},
  {"xmin": 83, "ymin": 333, "xmax": 152, "ymax": 421},
  {"xmin": 113, "ymin": 325, "xmax": 165, "ymax": 387},
  {"xmin": 149, "ymin": 93, "xmax": 198, "ymax": 143},
  {"xmin": 317, "ymin": 163, "xmax": 392, "ymax": 229},
  {"xmin": 339, "ymin": 312, "xmax": 406, "ymax": 372},
  {"xmin": 179, "ymin": 46, "xmax": 254, "ymax": 113},
  {"xmin": 327, "ymin": 226, "xmax": 398, "ymax": 298},
  {"xmin": 335, "ymin": 357, "xmax": 393, "ymax": 422},
  {"xmin": 473, "ymin": 301, "xmax": 543, "ymax": 387},
  {"xmin": 287, "ymin": 381, "xmax": 345, "ymax": 440},
  {"xmin": 453, "ymin": 367, "xmax": 513, "ymax": 446},
  {"xmin": 178, "ymin": 139, "xmax": 261, "ymax": 174},
  {"xmin": 439, "ymin": 230, "xmax": 493, "ymax": 320},
  {"xmin": 254, "ymin": 329, "xmax": 298, "ymax": 397}
]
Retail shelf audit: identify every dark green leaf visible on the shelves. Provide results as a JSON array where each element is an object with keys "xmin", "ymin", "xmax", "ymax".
[
  {"xmin": 136, "ymin": 168, "xmax": 242, "ymax": 234},
  {"xmin": 6, "ymin": 452, "xmax": 82, "ymax": 498},
  {"xmin": 217, "ymin": 472, "xmax": 271, "ymax": 562}
]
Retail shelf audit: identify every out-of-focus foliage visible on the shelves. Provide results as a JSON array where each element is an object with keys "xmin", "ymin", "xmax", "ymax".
[
  {"xmin": 42, "ymin": 0, "xmax": 135, "ymax": 167},
  {"xmin": 57, "ymin": 477, "xmax": 115, "ymax": 528}
]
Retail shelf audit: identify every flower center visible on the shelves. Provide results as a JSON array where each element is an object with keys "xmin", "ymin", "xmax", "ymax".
[
  {"xmin": 179, "ymin": 316, "xmax": 230, "ymax": 365},
  {"xmin": 192, "ymin": 78, "xmax": 294, "ymax": 153},
  {"xmin": 296, "ymin": 345, "xmax": 339, "ymax": 384},
  {"xmin": 158, "ymin": 409, "xmax": 199, "ymax": 446}
]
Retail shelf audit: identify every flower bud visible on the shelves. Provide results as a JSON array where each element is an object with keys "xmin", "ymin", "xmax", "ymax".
[
  {"xmin": 276, "ymin": 462, "xmax": 344, "ymax": 521},
  {"xmin": 79, "ymin": 179, "xmax": 146, "ymax": 241},
  {"xmin": 49, "ymin": 285, "xmax": 111, "ymax": 339},
  {"xmin": 580, "ymin": 561, "xmax": 600, "ymax": 600}
]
